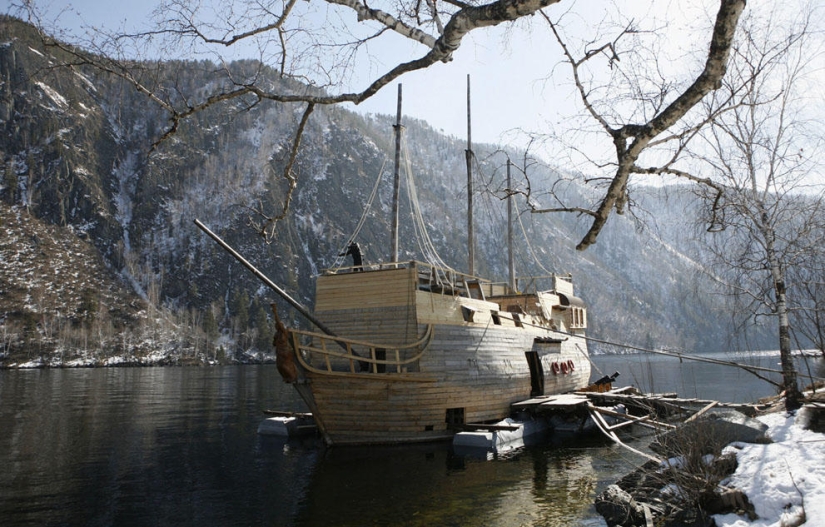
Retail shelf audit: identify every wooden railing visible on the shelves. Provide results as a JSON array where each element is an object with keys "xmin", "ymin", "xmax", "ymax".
[
  {"xmin": 290, "ymin": 325, "xmax": 434, "ymax": 380},
  {"xmin": 324, "ymin": 260, "xmax": 491, "ymax": 297}
]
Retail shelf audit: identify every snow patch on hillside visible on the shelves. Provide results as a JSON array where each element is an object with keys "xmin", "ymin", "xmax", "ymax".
[
  {"xmin": 34, "ymin": 81, "xmax": 67, "ymax": 110},
  {"xmin": 113, "ymin": 151, "xmax": 139, "ymax": 254}
]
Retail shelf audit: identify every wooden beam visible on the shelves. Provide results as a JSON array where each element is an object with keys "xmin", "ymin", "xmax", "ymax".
[
  {"xmin": 684, "ymin": 400, "xmax": 719, "ymax": 423},
  {"xmin": 458, "ymin": 423, "xmax": 521, "ymax": 432},
  {"xmin": 590, "ymin": 405, "xmax": 676, "ymax": 430},
  {"xmin": 587, "ymin": 403, "xmax": 662, "ymax": 463}
]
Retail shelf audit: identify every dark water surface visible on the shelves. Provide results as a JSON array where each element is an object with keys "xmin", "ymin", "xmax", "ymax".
[{"xmin": 0, "ymin": 352, "xmax": 813, "ymax": 526}]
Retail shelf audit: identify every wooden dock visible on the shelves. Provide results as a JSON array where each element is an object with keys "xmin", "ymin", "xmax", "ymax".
[
  {"xmin": 504, "ymin": 387, "xmax": 673, "ymax": 462},
  {"xmin": 511, "ymin": 393, "xmax": 590, "ymax": 411},
  {"xmin": 503, "ymin": 385, "xmax": 774, "ymax": 464},
  {"xmin": 260, "ymin": 385, "xmax": 776, "ymax": 457},
  {"xmin": 578, "ymin": 390, "xmax": 767, "ymax": 417}
]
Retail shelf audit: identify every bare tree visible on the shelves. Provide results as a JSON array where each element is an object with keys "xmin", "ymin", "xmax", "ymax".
[
  {"xmin": 688, "ymin": 4, "xmax": 825, "ymax": 411},
  {"xmin": 16, "ymin": 0, "xmax": 745, "ymax": 245},
  {"xmin": 789, "ymin": 222, "xmax": 825, "ymax": 359},
  {"xmin": 515, "ymin": 1, "xmax": 744, "ymax": 250}
]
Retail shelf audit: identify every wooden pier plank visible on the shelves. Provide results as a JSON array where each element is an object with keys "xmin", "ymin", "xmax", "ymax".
[{"xmin": 539, "ymin": 394, "xmax": 589, "ymax": 408}]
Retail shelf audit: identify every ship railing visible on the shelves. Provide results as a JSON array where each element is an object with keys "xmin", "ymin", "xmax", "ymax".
[
  {"xmin": 485, "ymin": 274, "xmax": 575, "ymax": 296},
  {"xmin": 323, "ymin": 260, "xmax": 497, "ymax": 299},
  {"xmin": 290, "ymin": 325, "xmax": 434, "ymax": 379},
  {"xmin": 323, "ymin": 262, "xmax": 408, "ymax": 274},
  {"xmin": 322, "ymin": 261, "xmax": 573, "ymax": 295},
  {"xmin": 412, "ymin": 262, "xmax": 498, "ymax": 300}
]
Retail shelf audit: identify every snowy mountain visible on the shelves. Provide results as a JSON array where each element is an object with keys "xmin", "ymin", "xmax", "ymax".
[{"xmin": 0, "ymin": 17, "xmax": 771, "ymax": 366}]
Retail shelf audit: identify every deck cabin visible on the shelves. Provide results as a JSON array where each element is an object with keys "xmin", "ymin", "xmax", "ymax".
[{"xmin": 313, "ymin": 260, "xmax": 586, "ymax": 345}]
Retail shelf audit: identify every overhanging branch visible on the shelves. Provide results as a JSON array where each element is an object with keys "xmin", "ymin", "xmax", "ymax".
[{"xmin": 541, "ymin": 0, "xmax": 746, "ymax": 251}]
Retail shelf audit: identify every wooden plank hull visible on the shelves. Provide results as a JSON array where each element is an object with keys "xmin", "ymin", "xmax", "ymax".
[
  {"xmin": 292, "ymin": 262, "xmax": 592, "ymax": 445},
  {"xmin": 300, "ymin": 323, "xmax": 591, "ymax": 445}
]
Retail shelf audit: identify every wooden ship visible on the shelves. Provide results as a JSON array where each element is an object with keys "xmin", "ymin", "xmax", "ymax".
[
  {"xmin": 287, "ymin": 262, "xmax": 591, "ymax": 445},
  {"xmin": 197, "ymin": 82, "xmax": 592, "ymax": 445}
]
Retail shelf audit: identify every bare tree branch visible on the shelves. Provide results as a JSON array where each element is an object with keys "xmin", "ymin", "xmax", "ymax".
[
  {"xmin": 541, "ymin": 0, "xmax": 745, "ymax": 250},
  {"xmin": 687, "ymin": 4, "xmax": 825, "ymax": 410}
]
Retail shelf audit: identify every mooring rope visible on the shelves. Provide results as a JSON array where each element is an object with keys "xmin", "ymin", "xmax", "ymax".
[
  {"xmin": 558, "ymin": 329, "xmax": 824, "ymax": 383},
  {"xmin": 512, "ymin": 307, "xmax": 820, "ymax": 383}
]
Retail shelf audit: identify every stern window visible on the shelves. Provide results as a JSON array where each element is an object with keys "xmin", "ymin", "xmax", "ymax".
[{"xmin": 570, "ymin": 307, "xmax": 587, "ymax": 329}]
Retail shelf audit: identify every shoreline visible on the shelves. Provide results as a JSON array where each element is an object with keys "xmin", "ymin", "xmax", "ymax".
[{"xmin": 594, "ymin": 391, "xmax": 825, "ymax": 527}]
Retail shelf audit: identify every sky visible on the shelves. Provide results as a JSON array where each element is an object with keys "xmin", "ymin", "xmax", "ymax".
[
  {"xmin": 17, "ymin": 0, "xmax": 566, "ymax": 146},
  {"xmin": 11, "ymin": 0, "xmax": 823, "ymax": 188},
  {"xmin": 8, "ymin": 0, "xmax": 709, "ymax": 149}
]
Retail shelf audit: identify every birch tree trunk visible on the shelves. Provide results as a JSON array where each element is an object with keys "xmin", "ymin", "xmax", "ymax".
[{"xmin": 765, "ymin": 226, "xmax": 802, "ymax": 410}]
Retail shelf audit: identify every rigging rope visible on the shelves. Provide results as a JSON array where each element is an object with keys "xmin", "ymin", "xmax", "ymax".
[
  {"xmin": 335, "ymin": 128, "xmax": 454, "ymax": 278},
  {"xmin": 470, "ymin": 152, "xmax": 554, "ymax": 279},
  {"xmin": 517, "ymin": 209, "xmax": 553, "ymax": 276},
  {"xmin": 331, "ymin": 156, "xmax": 387, "ymax": 270},
  {"xmin": 400, "ymin": 132, "xmax": 452, "ymax": 274}
]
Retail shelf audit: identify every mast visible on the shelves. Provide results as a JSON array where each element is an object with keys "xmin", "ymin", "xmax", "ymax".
[
  {"xmin": 466, "ymin": 75, "xmax": 475, "ymax": 275},
  {"xmin": 507, "ymin": 159, "xmax": 516, "ymax": 292},
  {"xmin": 391, "ymin": 84, "xmax": 403, "ymax": 263}
]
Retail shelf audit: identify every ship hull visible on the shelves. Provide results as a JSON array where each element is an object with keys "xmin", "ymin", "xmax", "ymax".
[
  {"xmin": 301, "ymin": 324, "xmax": 590, "ymax": 445},
  {"xmin": 286, "ymin": 262, "xmax": 592, "ymax": 445}
]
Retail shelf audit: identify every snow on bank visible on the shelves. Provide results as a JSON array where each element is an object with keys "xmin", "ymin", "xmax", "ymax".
[{"xmin": 715, "ymin": 410, "xmax": 825, "ymax": 527}]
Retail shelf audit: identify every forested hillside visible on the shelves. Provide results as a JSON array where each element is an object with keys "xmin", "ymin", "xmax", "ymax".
[{"xmin": 0, "ymin": 17, "xmax": 772, "ymax": 366}]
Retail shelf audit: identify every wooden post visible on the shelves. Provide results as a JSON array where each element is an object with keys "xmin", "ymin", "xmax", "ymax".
[{"xmin": 391, "ymin": 84, "xmax": 403, "ymax": 263}]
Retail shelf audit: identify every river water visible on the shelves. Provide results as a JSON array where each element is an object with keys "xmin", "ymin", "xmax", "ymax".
[{"xmin": 0, "ymin": 351, "xmax": 819, "ymax": 526}]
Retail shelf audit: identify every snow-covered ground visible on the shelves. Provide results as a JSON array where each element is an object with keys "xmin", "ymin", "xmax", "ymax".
[{"xmin": 714, "ymin": 409, "xmax": 825, "ymax": 527}]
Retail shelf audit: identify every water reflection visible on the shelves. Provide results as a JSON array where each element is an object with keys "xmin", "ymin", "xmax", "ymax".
[
  {"xmin": 1, "ymin": 352, "xmax": 813, "ymax": 526},
  {"xmin": 0, "ymin": 367, "xmax": 311, "ymax": 526},
  {"xmin": 291, "ymin": 435, "xmax": 622, "ymax": 527},
  {"xmin": 0, "ymin": 366, "xmax": 630, "ymax": 526}
]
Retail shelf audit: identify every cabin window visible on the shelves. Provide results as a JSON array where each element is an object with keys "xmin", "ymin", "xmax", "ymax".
[
  {"xmin": 461, "ymin": 306, "xmax": 476, "ymax": 323},
  {"xmin": 445, "ymin": 407, "xmax": 465, "ymax": 427},
  {"xmin": 491, "ymin": 312, "xmax": 501, "ymax": 325},
  {"xmin": 512, "ymin": 313, "xmax": 523, "ymax": 328}
]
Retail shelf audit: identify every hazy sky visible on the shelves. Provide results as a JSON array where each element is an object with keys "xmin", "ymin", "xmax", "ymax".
[
  {"xmin": 13, "ymin": 0, "xmax": 745, "ymax": 154},
  {"xmin": 12, "ymin": 0, "xmax": 626, "ymax": 146}
]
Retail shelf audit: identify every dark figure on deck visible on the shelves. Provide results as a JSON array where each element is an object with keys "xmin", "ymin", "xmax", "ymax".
[
  {"xmin": 340, "ymin": 242, "xmax": 364, "ymax": 271},
  {"xmin": 594, "ymin": 371, "xmax": 621, "ymax": 386}
]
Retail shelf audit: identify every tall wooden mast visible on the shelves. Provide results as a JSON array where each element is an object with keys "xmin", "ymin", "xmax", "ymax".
[
  {"xmin": 466, "ymin": 75, "xmax": 475, "ymax": 275},
  {"xmin": 507, "ymin": 159, "xmax": 516, "ymax": 292},
  {"xmin": 391, "ymin": 84, "xmax": 402, "ymax": 263}
]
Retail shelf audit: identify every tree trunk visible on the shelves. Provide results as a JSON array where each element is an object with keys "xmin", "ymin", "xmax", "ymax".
[{"xmin": 771, "ymin": 259, "xmax": 803, "ymax": 411}]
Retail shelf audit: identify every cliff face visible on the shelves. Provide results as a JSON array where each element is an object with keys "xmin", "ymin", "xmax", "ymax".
[{"xmin": 0, "ymin": 17, "xmax": 768, "ymax": 366}]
